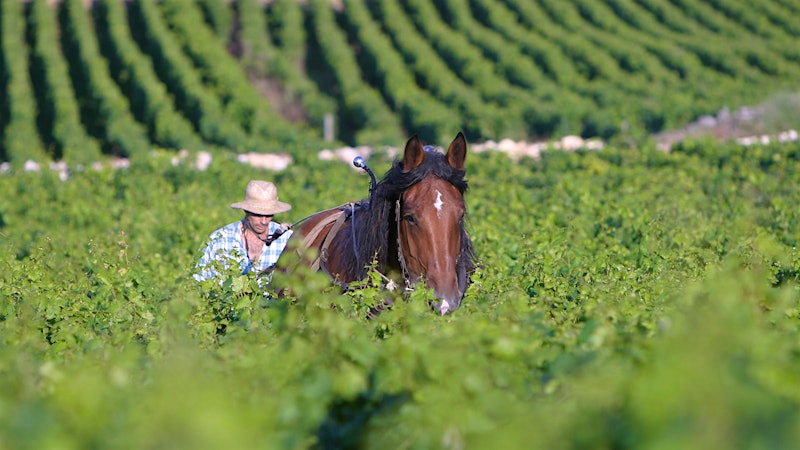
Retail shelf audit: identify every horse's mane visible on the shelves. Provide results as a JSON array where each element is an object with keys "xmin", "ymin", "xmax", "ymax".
[{"xmin": 335, "ymin": 147, "xmax": 475, "ymax": 283}]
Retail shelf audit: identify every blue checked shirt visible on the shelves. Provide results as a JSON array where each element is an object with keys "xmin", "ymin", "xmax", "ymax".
[{"xmin": 194, "ymin": 220, "xmax": 293, "ymax": 282}]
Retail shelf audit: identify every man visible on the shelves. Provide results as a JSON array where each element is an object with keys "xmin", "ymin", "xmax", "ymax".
[{"xmin": 195, "ymin": 180, "xmax": 293, "ymax": 282}]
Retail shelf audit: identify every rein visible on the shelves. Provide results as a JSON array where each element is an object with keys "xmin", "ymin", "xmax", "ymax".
[
  {"xmin": 242, "ymin": 219, "xmax": 287, "ymax": 246},
  {"xmin": 284, "ymin": 211, "xmax": 319, "ymax": 232},
  {"xmin": 395, "ymin": 198, "xmax": 415, "ymax": 292}
]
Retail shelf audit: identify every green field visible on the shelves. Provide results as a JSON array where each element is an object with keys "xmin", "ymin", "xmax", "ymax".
[
  {"xmin": 3, "ymin": 138, "xmax": 800, "ymax": 448},
  {"xmin": 1, "ymin": 0, "xmax": 800, "ymax": 164},
  {"xmin": 2, "ymin": 0, "xmax": 800, "ymax": 449}
]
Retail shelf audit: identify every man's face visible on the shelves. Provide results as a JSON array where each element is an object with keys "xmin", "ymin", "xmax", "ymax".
[{"xmin": 245, "ymin": 212, "xmax": 273, "ymax": 235}]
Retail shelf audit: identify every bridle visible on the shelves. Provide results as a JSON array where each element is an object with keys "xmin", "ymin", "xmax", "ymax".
[{"xmin": 395, "ymin": 197, "xmax": 416, "ymax": 292}]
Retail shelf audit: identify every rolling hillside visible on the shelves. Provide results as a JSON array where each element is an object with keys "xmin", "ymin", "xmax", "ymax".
[{"xmin": 1, "ymin": 0, "xmax": 799, "ymax": 164}]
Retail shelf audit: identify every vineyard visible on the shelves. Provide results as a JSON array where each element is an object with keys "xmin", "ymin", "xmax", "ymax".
[
  {"xmin": 1, "ymin": 0, "xmax": 800, "ymax": 165},
  {"xmin": 2, "ymin": 136, "xmax": 800, "ymax": 448},
  {"xmin": 2, "ymin": 0, "xmax": 800, "ymax": 449}
]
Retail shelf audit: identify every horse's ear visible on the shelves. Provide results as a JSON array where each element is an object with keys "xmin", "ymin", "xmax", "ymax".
[
  {"xmin": 403, "ymin": 135, "xmax": 425, "ymax": 172},
  {"xmin": 447, "ymin": 132, "xmax": 467, "ymax": 171}
]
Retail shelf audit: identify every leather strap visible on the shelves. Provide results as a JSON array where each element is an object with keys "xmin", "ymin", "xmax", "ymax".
[
  {"xmin": 316, "ymin": 208, "xmax": 349, "ymax": 271},
  {"xmin": 297, "ymin": 207, "xmax": 350, "ymax": 272}
]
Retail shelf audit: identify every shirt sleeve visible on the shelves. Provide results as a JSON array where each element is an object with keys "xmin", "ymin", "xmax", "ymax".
[
  {"xmin": 194, "ymin": 235, "xmax": 222, "ymax": 282},
  {"xmin": 194, "ymin": 225, "xmax": 238, "ymax": 282}
]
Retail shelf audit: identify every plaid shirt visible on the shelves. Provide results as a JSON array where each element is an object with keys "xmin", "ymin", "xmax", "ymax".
[{"xmin": 194, "ymin": 220, "xmax": 293, "ymax": 282}]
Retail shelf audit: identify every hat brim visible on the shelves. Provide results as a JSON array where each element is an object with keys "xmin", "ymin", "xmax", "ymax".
[{"xmin": 231, "ymin": 200, "xmax": 292, "ymax": 215}]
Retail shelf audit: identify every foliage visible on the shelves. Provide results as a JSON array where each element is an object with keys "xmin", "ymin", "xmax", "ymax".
[
  {"xmin": 3, "ymin": 0, "xmax": 799, "ymax": 164},
  {"xmin": 2, "ymin": 138, "xmax": 800, "ymax": 448},
  {"xmin": 0, "ymin": 0, "xmax": 799, "ymax": 447}
]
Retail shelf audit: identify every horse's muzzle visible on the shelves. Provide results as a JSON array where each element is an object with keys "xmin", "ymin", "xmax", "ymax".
[{"xmin": 433, "ymin": 292, "xmax": 462, "ymax": 315}]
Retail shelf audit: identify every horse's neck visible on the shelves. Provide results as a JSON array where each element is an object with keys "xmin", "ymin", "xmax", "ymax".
[{"xmin": 333, "ymin": 199, "xmax": 393, "ymax": 275}]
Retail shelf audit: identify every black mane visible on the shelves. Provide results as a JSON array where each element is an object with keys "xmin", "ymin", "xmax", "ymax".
[{"xmin": 331, "ymin": 148, "xmax": 475, "ymax": 284}]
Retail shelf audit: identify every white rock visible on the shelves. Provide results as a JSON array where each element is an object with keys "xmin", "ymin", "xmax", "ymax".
[
  {"xmin": 239, "ymin": 152, "xmax": 292, "ymax": 171},
  {"xmin": 559, "ymin": 135, "xmax": 585, "ymax": 151},
  {"xmin": 24, "ymin": 160, "xmax": 40, "ymax": 172},
  {"xmin": 195, "ymin": 151, "xmax": 212, "ymax": 171}
]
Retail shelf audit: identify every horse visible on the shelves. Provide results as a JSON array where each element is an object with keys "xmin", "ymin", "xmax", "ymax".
[{"xmin": 280, "ymin": 133, "xmax": 475, "ymax": 315}]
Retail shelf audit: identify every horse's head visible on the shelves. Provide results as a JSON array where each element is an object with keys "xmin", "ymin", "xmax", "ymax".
[
  {"xmin": 286, "ymin": 133, "xmax": 474, "ymax": 315},
  {"xmin": 398, "ymin": 133, "xmax": 473, "ymax": 315}
]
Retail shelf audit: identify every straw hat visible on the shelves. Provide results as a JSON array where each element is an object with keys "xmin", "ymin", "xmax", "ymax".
[{"xmin": 230, "ymin": 180, "xmax": 292, "ymax": 215}]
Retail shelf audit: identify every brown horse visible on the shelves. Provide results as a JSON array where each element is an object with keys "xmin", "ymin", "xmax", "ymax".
[{"xmin": 280, "ymin": 133, "xmax": 475, "ymax": 315}]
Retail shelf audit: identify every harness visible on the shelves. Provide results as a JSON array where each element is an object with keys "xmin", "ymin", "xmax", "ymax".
[
  {"xmin": 395, "ymin": 198, "xmax": 415, "ymax": 292},
  {"xmin": 292, "ymin": 200, "xmax": 415, "ymax": 292},
  {"xmin": 286, "ymin": 155, "xmax": 467, "ymax": 294},
  {"xmin": 300, "ymin": 203, "xmax": 353, "ymax": 272}
]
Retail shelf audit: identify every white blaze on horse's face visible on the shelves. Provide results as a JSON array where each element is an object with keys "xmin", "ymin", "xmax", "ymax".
[{"xmin": 400, "ymin": 176, "xmax": 465, "ymax": 314}]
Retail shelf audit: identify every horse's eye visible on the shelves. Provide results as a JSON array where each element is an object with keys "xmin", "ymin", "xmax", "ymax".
[{"xmin": 403, "ymin": 214, "xmax": 416, "ymax": 224}]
